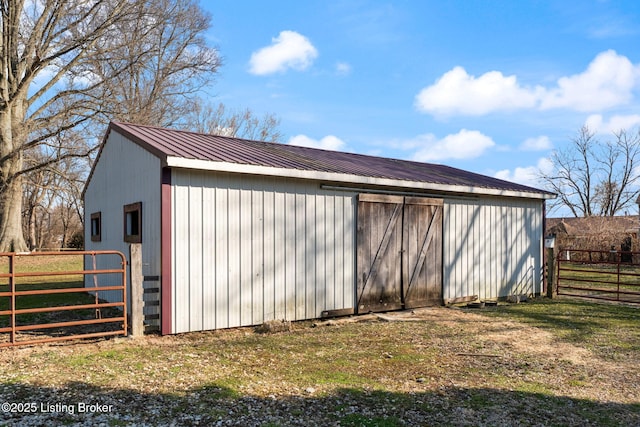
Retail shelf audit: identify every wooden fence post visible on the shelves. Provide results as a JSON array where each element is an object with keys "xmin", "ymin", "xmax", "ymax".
[
  {"xmin": 129, "ymin": 243, "xmax": 143, "ymax": 337},
  {"xmin": 546, "ymin": 247, "xmax": 555, "ymax": 299},
  {"xmin": 544, "ymin": 234, "xmax": 557, "ymax": 299}
]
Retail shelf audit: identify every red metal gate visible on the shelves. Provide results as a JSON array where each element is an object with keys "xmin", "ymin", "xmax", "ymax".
[
  {"xmin": 0, "ymin": 250, "xmax": 127, "ymax": 347},
  {"xmin": 556, "ymin": 248, "xmax": 640, "ymax": 304}
]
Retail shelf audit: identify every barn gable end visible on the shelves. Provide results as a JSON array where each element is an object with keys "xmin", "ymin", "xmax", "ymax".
[{"xmin": 83, "ymin": 129, "xmax": 163, "ymax": 325}]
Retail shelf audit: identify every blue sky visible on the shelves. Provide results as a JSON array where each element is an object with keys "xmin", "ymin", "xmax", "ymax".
[{"xmin": 201, "ymin": 1, "xmax": 640, "ymax": 211}]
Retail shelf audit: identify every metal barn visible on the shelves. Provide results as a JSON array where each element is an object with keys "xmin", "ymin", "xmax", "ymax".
[{"xmin": 84, "ymin": 122, "xmax": 555, "ymax": 334}]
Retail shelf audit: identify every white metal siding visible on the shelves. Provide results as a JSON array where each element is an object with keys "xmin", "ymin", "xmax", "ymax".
[
  {"xmin": 84, "ymin": 132, "xmax": 161, "ymax": 314},
  {"xmin": 171, "ymin": 170, "xmax": 356, "ymax": 333},
  {"xmin": 442, "ymin": 197, "xmax": 543, "ymax": 301}
]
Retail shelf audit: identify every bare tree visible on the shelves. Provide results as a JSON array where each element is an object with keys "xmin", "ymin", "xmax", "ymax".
[
  {"xmin": 186, "ymin": 101, "xmax": 284, "ymax": 142},
  {"xmin": 0, "ymin": 0, "xmax": 220, "ymax": 251},
  {"xmin": 22, "ymin": 138, "xmax": 87, "ymax": 250},
  {"xmin": 93, "ymin": 0, "xmax": 220, "ymax": 127},
  {"xmin": 22, "ymin": 168, "xmax": 54, "ymax": 250},
  {"xmin": 540, "ymin": 126, "xmax": 640, "ymax": 217}
]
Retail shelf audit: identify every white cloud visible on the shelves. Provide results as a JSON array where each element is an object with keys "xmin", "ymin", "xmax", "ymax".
[
  {"xmin": 415, "ymin": 50, "xmax": 640, "ymax": 116},
  {"xmin": 585, "ymin": 14, "xmax": 639, "ymax": 39},
  {"xmin": 30, "ymin": 63, "xmax": 59, "ymax": 92},
  {"xmin": 540, "ymin": 50, "xmax": 639, "ymax": 111},
  {"xmin": 494, "ymin": 166, "xmax": 539, "ymax": 187},
  {"xmin": 410, "ymin": 129, "xmax": 495, "ymax": 162},
  {"xmin": 585, "ymin": 113, "xmax": 640, "ymax": 133},
  {"xmin": 249, "ymin": 31, "xmax": 318, "ymax": 75},
  {"xmin": 336, "ymin": 62, "xmax": 352, "ymax": 76},
  {"xmin": 288, "ymin": 134, "xmax": 346, "ymax": 151},
  {"xmin": 415, "ymin": 67, "xmax": 540, "ymax": 116},
  {"xmin": 520, "ymin": 136, "xmax": 552, "ymax": 151},
  {"xmin": 494, "ymin": 158, "xmax": 553, "ymax": 188}
]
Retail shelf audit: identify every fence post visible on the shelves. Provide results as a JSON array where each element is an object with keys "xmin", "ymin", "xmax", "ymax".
[
  {"xmin": 8, "ymin": 254, "xmax": 15, "ymax": 344},
  {"xmin": 129, "ymin": 243, "xmax": 144, "ymax": 337},
  {"xmin": 546, "ymin": 247, "xmax": 555, "ymax": 299},
  {"xmin": 544, "ymin": 235, "xmax": 556, "ymax": 299}
]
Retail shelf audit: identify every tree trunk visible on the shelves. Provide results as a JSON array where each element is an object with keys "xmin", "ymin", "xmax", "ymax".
[
  {"xmin": 0, "ymin": 82, "xmax": 29, "ymax": 252},
  {"xmin": 0, "ymin": 106, "xmax": 28, "ymax": 252},
  {"xmin": 27, "ymin": 206, "xmax": 37, "ymax": 250},
  {"xmin": 0, "ymin": 174, "xmax": 28, "ymax": 252}
]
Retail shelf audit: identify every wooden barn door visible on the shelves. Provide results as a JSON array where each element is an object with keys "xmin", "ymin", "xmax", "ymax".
[
  {"xmin": 357, "ymin": 194, "xmax": 404, "ymax": 312},
  {"xmin": 402, "ymin": 197, "xmax": 443, "ymax": 308},
  {"xmin": 357, "ymin": 194, "xmax": 443, "ymax": 313}
]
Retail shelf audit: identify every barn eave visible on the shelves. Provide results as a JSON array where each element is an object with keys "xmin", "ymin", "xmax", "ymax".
[{"xmin": 165, "ymin": 155, "xmax": 555, "ymax": 201}]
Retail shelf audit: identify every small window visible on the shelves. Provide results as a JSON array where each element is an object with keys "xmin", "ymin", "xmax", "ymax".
[
  {"xmin": 123, "ymin": 202, "xmax": 142, "ymax": 243},
  {"xmin": 90, "ymin": 212, "xmax": 102, "ymax": 242}
]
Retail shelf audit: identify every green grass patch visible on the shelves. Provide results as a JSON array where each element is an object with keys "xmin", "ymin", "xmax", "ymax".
[
  {"xmin": 558, "ymin": 262, "xmax": 640, "ymax": 291},
  {"xmin": 0, "ymin": 254, "xmax": 88, "ymax": 315},
  {"xmin": 0, "ymin": 254, "xmax": 85, "ymax": 284},
  {"xmin": 476, "ymin": 298, "xmax": 640, "ymax": 360},
  {"xmin": 0, "ymin": 280, "xmax": 114, "ymax": 329},
  {"xmin": 515, "ymin": 381, "xmax": 554, "ymax": 395},
  {"xmin": 0, "ymin": 254, "xmax": 124, "ymax": 331},
  {"xmin": 198, "ymin": 383, "xmax": 240, "ymax": 400}
]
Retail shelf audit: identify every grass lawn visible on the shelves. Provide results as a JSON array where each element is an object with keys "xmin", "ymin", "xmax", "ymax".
[
  {"xmin": 558, "ymin": 261, "xmax": 640, "ymax": 289},
  {"xmin": 557, "ymin": 261, "xmax": 640, "ymax": 304},
  {"xmin": 0, "ymin": 297, "xmax": 638, "ymax": 426}
]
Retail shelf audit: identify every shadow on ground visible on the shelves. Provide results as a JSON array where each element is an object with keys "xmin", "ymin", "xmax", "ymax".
[{"xmin": 1, "ymin": 381, "xmax": 638, "ymax": 426}]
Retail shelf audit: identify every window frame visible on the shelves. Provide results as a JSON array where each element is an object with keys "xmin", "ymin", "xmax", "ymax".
[
  {"xmin": 90, "ymin": 212, "xmax": 102, "ymax": 242},
  {"xmin": 123, "ymin": 202, "xmax": 142, "ymax": 243}
]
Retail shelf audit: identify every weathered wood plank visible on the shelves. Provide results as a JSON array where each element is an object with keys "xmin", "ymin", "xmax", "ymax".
[
  {"xmin": 407, "ymin": 207, "xmax": 438, "ymax": 289},
  {"xmin": 320, "ymin": 308, "xmax": 355, "ymax": 318},
  {"xmin": 356, "ymin": 196, "xmax": 403, "ymax": 313},
  {"xmin": 358, "ymin": 193, "xmax": 404, "ymax": 204},
  {"xmin": 130, "ymin": 243, "xmax": 143, "ymax": 338},
  {"xmin": 402, "ymin": 199, "xmax": 443, "ymax": 308},
  {"xmin": 404, "ymin": 196, "xmax": 444, "ymax": 206}
]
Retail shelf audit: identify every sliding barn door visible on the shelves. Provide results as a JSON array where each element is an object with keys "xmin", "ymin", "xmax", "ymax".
[
  {"xmin": 357, "ymin": 194, "xmax": 443, "ymax": 313},
  {"xmin": 357, "ymin": 194, "xmax": 404, "ymax": 312},
  {"xmin": 402, "ymin": 197, "xmax": 443, "ymax": 308}
]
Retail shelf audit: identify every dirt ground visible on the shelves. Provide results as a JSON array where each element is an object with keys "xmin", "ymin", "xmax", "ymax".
[
  {"xmin": 0, "ymin": 303, "xmax": 638, "ymax": 426},
  {"xmin": 319, "ymin": 306, "xmax": 637, "ymax": 396}
]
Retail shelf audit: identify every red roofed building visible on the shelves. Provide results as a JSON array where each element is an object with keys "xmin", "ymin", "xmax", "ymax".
[{"xmin": 84, "ymin": 122, "xmax": 555, "ymax": 334}]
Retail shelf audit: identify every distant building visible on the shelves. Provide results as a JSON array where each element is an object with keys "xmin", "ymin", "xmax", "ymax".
[{"xmin": 546, "ymin": 216, "xmax": 639, "ymax": 256}]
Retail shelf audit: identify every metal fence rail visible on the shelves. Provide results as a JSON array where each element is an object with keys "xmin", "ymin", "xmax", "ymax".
[
  {"xmin": 0, "ymin": 250, "xmax": 127, "ymax": 347},
  {"xmin": 557, "ymin": 248, "xmax": 640, "ymax": 304}
]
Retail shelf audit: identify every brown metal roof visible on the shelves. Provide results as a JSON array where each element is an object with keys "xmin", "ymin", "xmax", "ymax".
[{"xmin": 109, "ymin": 121, "xmax": 555, "ymax": 196}]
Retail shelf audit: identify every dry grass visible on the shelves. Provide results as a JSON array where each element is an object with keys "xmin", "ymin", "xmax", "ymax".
[
  {"xmin": 0, "ymin": 253, "xmax": 84, "ymax": 284},
  {"xmin": 0, "ymin": 299, "xmax": 638, "ymax": 426}
]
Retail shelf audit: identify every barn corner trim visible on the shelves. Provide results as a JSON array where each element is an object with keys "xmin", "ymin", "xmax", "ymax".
[{"xmin": 161, "ymin": 167, "xmax": 172, "ymax": 335}]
